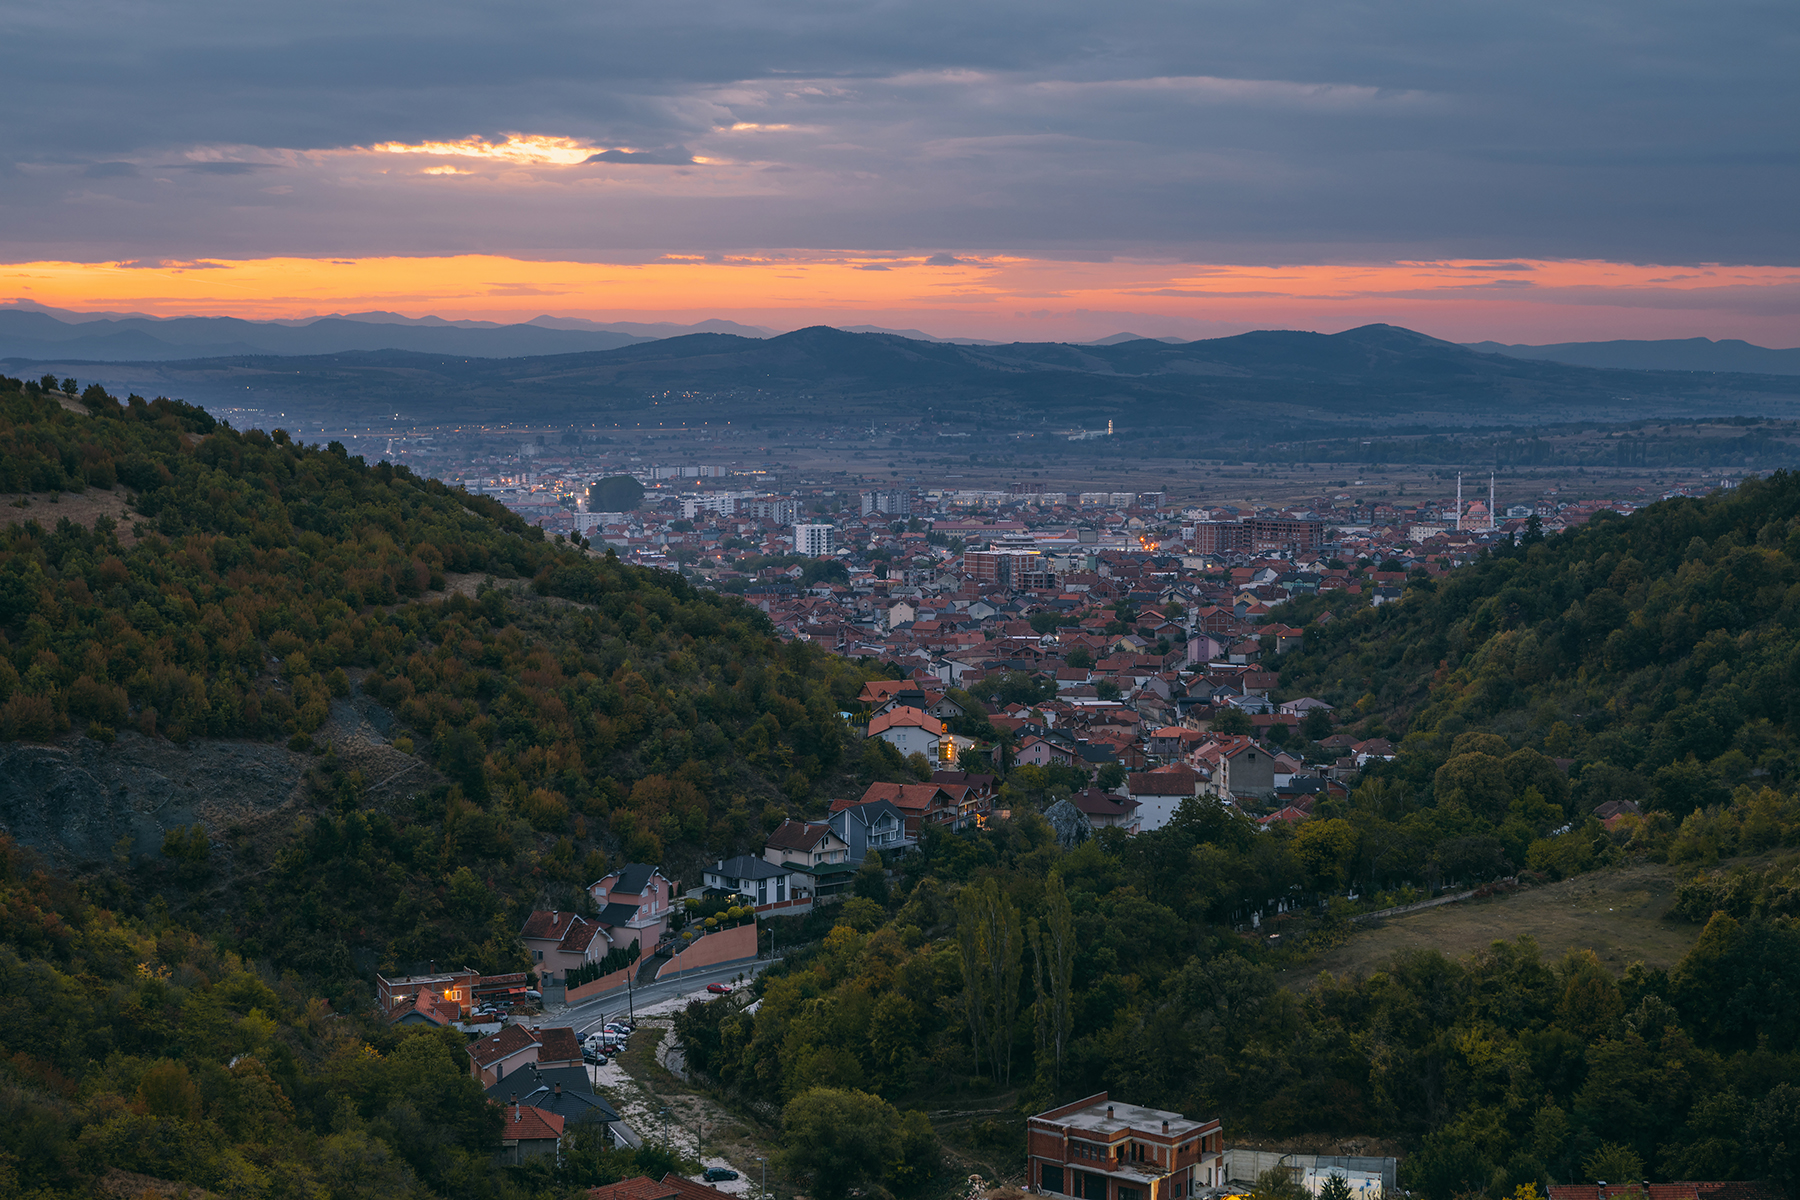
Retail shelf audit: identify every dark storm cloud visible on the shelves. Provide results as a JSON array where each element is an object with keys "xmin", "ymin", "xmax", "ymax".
[{"xmin": 1, "ymin": 0, "xmax": 1794, "ymax": 262}]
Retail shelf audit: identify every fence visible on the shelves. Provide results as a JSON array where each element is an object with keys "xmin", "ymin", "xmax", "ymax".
[{"xmin": 1222, "ymin": 1151, "xmax": 1398, "ymax": 1190}]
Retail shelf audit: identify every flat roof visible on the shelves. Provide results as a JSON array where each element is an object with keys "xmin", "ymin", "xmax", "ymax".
[{"xmin": 1039, "ymin": 1098, "xmax": 1210, "ymax": 1139}]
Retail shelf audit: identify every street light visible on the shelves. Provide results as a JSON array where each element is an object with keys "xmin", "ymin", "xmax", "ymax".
[{"xmin": 758, "ymin": 1156, "xmax": 767, "ymax": 1200}]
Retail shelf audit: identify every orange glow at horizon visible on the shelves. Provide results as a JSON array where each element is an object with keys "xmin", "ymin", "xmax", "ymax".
[
  {"xmin": 364, "ymin": 135, "xmax": 602, "ymax": 166},
  {"xmin": 4, "ymin": 254, "xmax": 1797, "ymax": 344}
]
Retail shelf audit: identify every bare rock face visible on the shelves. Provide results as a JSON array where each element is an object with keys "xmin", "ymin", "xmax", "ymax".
[
  {"xmin": 0, "ymin": 732, "xmax": 307, "ymax": 867},
  {"xmin": 0, "ymin": 693, "xmax": 421, "ymax": 869},
  {"xmin": 1043, "ymin": 798, "xmax": 1092, "ymax": 850}
]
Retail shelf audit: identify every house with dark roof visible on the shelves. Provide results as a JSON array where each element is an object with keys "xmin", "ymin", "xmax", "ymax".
[
  {"xmin": 826, "ymin": 798, "xmax": 914, "ymax": 862},
  {"xmin": 1070, "ymin": 788, "xmax": 1140, "ymax": 834},
  {"xmin": 587, "ymin": 863, "xmax": 676, "ymax": 952},
  {"xmin": 763, "ymin": 820, "xmax": 855, "ymax": 904},
  {"xmin": 489, "ymin": 1068, "xmax": 622, "ymax": 1145},
  {"xmin": 703, "ymin": 855, "xmax": 797, "ymax": 908}
]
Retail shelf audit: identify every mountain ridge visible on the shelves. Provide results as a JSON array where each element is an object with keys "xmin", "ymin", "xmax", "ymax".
[
  {"xmin": 1466, "ymin": 335, "xmax": 1800, "ymax": 376},
  {"xmin": 14, "ymin": 322, "xmax": 1799, "ymax": 432}
]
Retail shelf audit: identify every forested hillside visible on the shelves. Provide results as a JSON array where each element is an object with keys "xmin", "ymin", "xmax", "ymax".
[
  {"xmin": 671, "ymin": 477, "xmax": 1800, "ymax": 1200},
  {"xmin": 0, "ymin": 374, "xmax": 903, "ymax": 989},
  {"xmin": 5, "ymin": 372, "xmax": 1800, "ymax": 1200},
  {"xmin": 0, "ymin": 373, "xmax": 923, "ymax": 1198},
  {"xmin": 1275, "ymin": 470, "xmax": 1800, "ymax": 879}
]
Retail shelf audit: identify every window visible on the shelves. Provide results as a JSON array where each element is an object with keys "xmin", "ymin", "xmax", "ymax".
[{"xmin": 1119, "ymin": 1188, "xmax": 1142, "ymax": 1200}]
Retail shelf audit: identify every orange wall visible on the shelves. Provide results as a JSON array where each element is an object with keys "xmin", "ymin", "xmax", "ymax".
[
  {"xmin": 564, "ymin": 963, "xmax": 638, "ymax": 1005},
  {"xmin": 655, "ymin": 922, "xmax": 759, "ymax": 980}
]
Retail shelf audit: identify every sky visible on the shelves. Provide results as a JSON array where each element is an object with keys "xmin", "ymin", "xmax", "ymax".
[{"xmin": 3, "ymin": 0, "xmax": 1798, "ymax": 344}]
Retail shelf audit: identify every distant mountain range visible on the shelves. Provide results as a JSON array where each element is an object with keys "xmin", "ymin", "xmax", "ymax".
[
  {"xmin": 21, "ymin": 323, "xmax": 1800, "ymax": 435},
  {"xmin": 1465, "ymin": 336, "xmax": 1800, "ymax": 376},
  {"xmin": 10, "ymin": 300, "xmax": 1792, "ymax": 377}
]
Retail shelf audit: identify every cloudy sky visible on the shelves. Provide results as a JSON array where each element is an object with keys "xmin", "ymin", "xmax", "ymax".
[{"xmin": 3, "ymin": 0, "xmax": 1797, "ymax": 342}]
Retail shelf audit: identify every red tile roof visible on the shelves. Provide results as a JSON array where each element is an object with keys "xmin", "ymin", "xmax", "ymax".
[
  {"xmin": 534, "ymin": 1026, "xmax": 582, "ymax": 1065},
  {"xmin": 591, "ymin": 1178, "xmax": 683, "ymax": 1200},
  {"xmin": 468, "ymin": 1023, "xmax": 539, "ymax": 1069},
  {"xmin": 1549, "ymin": 1186, "xmax": 1782, "ymax": 1200},
  {"xmin": 868, "ymin": 707, "xmax": 944, "ymax": 735},
  {"xmin": 503, "ymin": 1103, "xmax": 565, "ymax": 1142}
]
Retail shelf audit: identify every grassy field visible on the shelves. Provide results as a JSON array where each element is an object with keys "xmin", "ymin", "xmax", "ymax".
[{"xmin": 1278, "ymin": 860, "xmax": 1710, "ymax": 990}]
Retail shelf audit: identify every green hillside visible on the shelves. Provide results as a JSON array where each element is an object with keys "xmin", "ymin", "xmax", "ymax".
[
  {"xmin": 1273, "ymin": 472, "xmax": 1800, "ymax": 881},
  {"xmin": 4, "ymin": 373, "xmax": 1800, "ymax": 1200}
]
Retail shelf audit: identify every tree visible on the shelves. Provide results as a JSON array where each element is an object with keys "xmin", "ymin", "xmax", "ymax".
[
  {"xmin": 1096, "ymin": 761, "xmax": 1127, "ymax": 791},
  {"xmin": 1096, "ymin": 679, "xmax": 1123, "ymax": 702},
  {"xmin": 1582, "ymin": 1142, "xmax": 1644, "ymax": 1183},
  {"xmin": 1745, "ymin": 1083, "xmax": 1800, "ymax": 1200},
  {"xmin": 1251, "ymin": 1168, "xmax": 1309, "ymax": 1200},
  {"xmin": 779, "ymin": 1088, "xmax": 904, "ymax": 1200},
  {"xmin": 1300, "ymin": 706, "xmax": 1333, "ymax": 741},
  {"xmin": 1066, "ymin": 646, "xmax": 1094, "ymax": 669},
  {"xmin": 588, "ymin": 475, "xmax": 646, "ymax": 512},
  {"xmin": 1028, "ymin": 872, "xmax": 1076, "ymax": 1089},
  {"xmin": 1292, "ymin": 818, "xmax": 1358, "ymax": 889},
  {"xmin": 1212, "ymin": 707, "xmax": 1251, "ymax": 735},
  {"xmin": 955, "ymin": 877, "xmax": 1023, "ymax": 1084},
  {"xmin": 1319, "ymin": 1174, "xmax": 1354, "ymax": 1200}
]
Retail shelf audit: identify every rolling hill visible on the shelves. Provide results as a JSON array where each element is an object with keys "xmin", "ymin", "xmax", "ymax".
[{"xmin": 13, "ymin": 323, "xmax": 1800, "ymax": 432}]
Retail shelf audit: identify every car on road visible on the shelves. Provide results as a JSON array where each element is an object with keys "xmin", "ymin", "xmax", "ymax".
[
  {"xmin": 703, "ymin": 1168, "xmax": 740, "ymax": 1182},
  {"xmin": 706, "ymin": 983, "xmax": 732, "ymax": 994}
]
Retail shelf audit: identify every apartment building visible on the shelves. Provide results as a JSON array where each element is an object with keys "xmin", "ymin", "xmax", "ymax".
[
  {"xmin": 794, "ymin": 523, "xmax": 836, "ymax": 557},
  {"xmin": 1027, "ymin": 1093, "xmax": 1223, "ymax": 1200}
]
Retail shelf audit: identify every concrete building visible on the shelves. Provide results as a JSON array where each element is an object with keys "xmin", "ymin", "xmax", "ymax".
[
  {"xmin": 1027, "ymin": 1092, "xmax": 1224, "ymax": 1200},
  {"xmin": 794, "ymin": 523, "xmax": 835, "ymax": 557},
  {"xmin": 862, "ymin": 490, "xmax": 913, "ymax": 517}
]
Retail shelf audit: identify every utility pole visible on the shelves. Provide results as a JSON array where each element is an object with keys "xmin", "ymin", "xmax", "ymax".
[{"xmin": 758, "ymin": 1155, "xmax": 767, "ymax": 1200}]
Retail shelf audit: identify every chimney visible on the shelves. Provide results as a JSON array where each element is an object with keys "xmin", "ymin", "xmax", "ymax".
[
  {"xmin": 1162, "ymin": 1120, "xmax": 1169, "ymax": 1133},
  {"xmin": 555, "ymin": 1082, "xmax": 562, "ymax": 1097},
  {"xmin": 1106, "ymin": 1105, "xmax": 1114, "ymax": 1119}
]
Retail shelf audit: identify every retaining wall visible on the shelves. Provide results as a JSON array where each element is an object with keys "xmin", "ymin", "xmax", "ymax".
[
  {"xmin": 655, "ymin": 922, "xmax": 759, "ymax": 981},
  {"xmin": 563, "ymin": 962, "xmax": 638, "ymax": 1005}
]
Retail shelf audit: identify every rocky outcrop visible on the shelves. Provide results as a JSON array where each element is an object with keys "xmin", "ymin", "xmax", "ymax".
[{"xmin": 0, "ymin": 692, "xmax": 424, "ymax": 868}]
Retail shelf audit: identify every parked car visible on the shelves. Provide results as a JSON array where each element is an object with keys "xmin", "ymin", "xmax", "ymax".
[
  {"xmin": 603, "ymin": 1023, "xmax": 632, "ymax": 1036},
  {"xmin": 583, "ymin": 1049, "xmax": 608, "ymax": 1066},
  {"xmin": 703, "ymin": 1168, "xmax": 740, "ymax": 1182},
  {"xmin": 706, "ymin": 983, "xmax": 733, "ymax": 994}
]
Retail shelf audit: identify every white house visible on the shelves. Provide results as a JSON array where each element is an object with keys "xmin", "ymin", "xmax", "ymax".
[{"xmin": 867, "ymin": 706, "xmax": 945, "ymax": 759}]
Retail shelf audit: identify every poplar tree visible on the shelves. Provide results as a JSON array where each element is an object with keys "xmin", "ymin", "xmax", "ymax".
[{"xmin": 956, "ymin": 876, "xmax": 1023, "ymax": 1084}]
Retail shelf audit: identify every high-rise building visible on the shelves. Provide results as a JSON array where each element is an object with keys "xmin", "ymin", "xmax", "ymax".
[
  {"xmin": 861, "ymin": 490, "xmax": 913, "ymax": 517},
  {"xmin": 794, "ymin": 524, "xmax": 835, "ymax": 557},
  {"xmin": 1190, "ymin": 522, "xmax": 1252, "ymax": 554}
]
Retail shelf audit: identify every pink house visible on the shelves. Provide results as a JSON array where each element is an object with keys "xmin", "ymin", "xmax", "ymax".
[{"xmin": 588, "ymin": 863, "xmax": 676, "ymax": 952}]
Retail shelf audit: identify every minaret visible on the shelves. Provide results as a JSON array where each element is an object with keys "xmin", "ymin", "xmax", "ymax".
[{"xmin": 1456, "ymin": 473, "xmax": 1464, "ymax": 531}]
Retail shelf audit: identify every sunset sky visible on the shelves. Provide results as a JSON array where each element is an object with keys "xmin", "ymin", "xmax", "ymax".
[{"xmin": 4, "ymin": 0, "xmax": 1796, "ymax": 344}]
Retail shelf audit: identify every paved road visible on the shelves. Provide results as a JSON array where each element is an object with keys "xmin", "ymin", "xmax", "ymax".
[{"xmin": 559, "ymin": 956, "xmax": 773, "ymax": 1035}]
